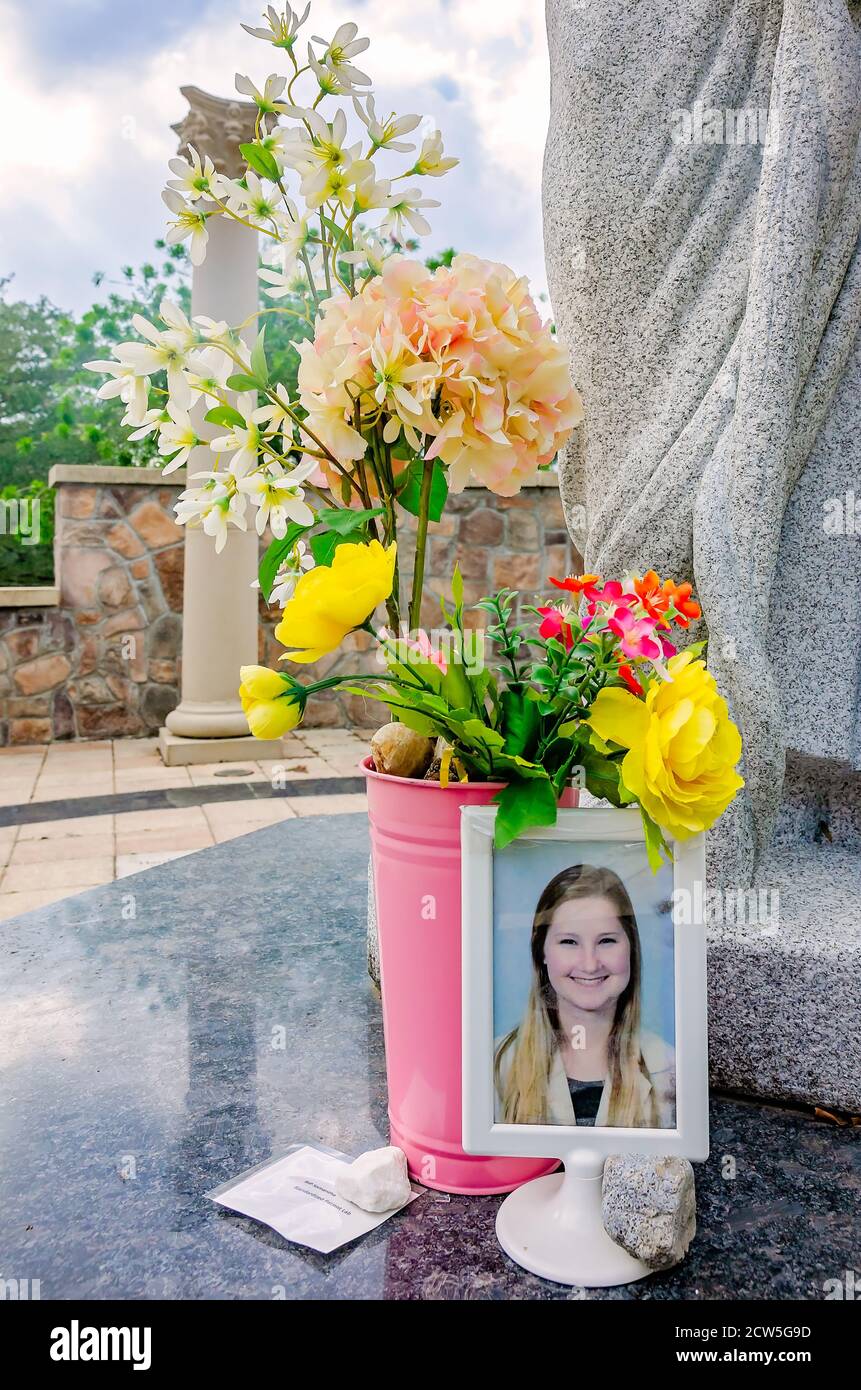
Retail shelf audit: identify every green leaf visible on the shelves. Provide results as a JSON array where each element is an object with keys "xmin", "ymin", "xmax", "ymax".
[
  {"xmin": 451, "ymin": 562, "xmax": 464, "ymax": 614},
  {"xmin": 319, "ymin": 213, "xmax": 347, "ymax": 249},
  {"xmin": 251, "ymin": 326, "xmax": 269, "ymax": 385},
  {"xmin": 493, "ymin": 777, "xmax": 558, "ymax": 850},
  {"xmin": 240, "ymin": 142, "xmax": 281, "ymax": 182},
  {"xmin": 389, "ymin": 705, "xmax": 438, "ymax": 737},
  {"xmin": 460, "ymin": 719, "xmax": 505, "ymax": 751},
  {"xmin": 499, "ymin": 688, "xmax": 540, "ymax": 759},
  {"xmin": 205, "ymin": 405, "xmax": 246, "ymax": 430},
  {"xmin": 489, "ymin": 751, "xmax": 548, "ymax": 780},
  {"xmin": 317, "ymin": 506, "xmax": 384, "ymax": 536},
  {"xmin": 397, "ymin": 457, "xmax": 448, "ymax": 521},
  {"xmin": 640, "ymin": 806, "xmax": 672, "ymax": 873},
  {"xmin": 577, "ymin": 746, "xmax": 628, "ymax": 808},
  {"xmin": 310, "ymin": 530, "xmax": 341, "ymax": 567},
  {"xmin": 227, "ymin": 373, "xmax": 263, "ymax": 393},
  {"xmin": 438, "ymin": 658, "xmax": 474, "ymax": 713},
  {"xmin": 258, "ymin": 523, "xmax": 310, "ymax": 601},
  {"xmin": 531, "ymin": 664, "xmax": 556, "ymax": 687}
]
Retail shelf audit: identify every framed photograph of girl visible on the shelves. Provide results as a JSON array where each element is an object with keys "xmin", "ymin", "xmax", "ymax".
[{"xmin": 461, "ymin": 807, "xmax": 709, "ymax": 1162}]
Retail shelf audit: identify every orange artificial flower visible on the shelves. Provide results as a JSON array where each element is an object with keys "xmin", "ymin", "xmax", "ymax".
[
  {"xmin": 549, "ymin": 572, "xmax": 601, "ymax": 596},
  {"xmin": 660, "ymin": 579, "xmax": 702, "ymax": 628},
  {"xmin": 617, "ymin": 661, "xmax": 644, "ymax": 697},
  {"xmin": 632, "ymin": 570, "xmax": 669, "ymax": 621}
]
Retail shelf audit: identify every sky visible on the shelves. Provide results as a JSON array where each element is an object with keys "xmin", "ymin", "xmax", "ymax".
[{"xmin": 0, "ymin": 0, "xmax": 552, "ymax": 315}]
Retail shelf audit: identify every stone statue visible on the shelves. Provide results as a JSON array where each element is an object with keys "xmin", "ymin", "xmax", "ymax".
[{"xmin": 543, "ymin": 0, "xmax": 860, "ymax": 1108}]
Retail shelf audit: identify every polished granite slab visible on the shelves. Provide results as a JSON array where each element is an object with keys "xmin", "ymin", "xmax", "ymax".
[{"xmin": 1, "ymin": 813, "xmax": 858, "ymax": 1301}]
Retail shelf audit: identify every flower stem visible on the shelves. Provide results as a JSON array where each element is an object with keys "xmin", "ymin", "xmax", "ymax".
[{"xmin": 409, "ymin": 457, "xmax": 434, "ymax": 632}]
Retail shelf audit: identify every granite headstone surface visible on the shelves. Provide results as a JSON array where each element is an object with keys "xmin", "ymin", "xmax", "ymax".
[
  {"xmin": 2, "ymin": 812, "xmax": 859, "ymax": 1299},
  {"xmin": 543, "ymin": 0, "xmax": 861, "ymax": 1108}
]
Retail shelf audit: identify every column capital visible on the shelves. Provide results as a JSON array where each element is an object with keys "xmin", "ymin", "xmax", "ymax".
[{"xmin": 171, "ymin": 86, "xmax": 259, "ymax": 179}]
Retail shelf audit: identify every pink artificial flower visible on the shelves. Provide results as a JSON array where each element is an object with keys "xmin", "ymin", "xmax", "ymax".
[
  {"xmin": 607, "ymin": 607, "xmax": 663, "ymax": 661},
  {"xmin": 584, "ymin": 579, "xmax": 639, "ymax": 627},
  {"xmin": 406, "ymin": 629, "xmax": 448, "ymax": 674},
  {"xmin": 586, "ymin": 579, "xmax": 626, "ymax": 604},
  {"xmin": 538, "ymin": 605, "xmax": 575, "ymax": 651}
]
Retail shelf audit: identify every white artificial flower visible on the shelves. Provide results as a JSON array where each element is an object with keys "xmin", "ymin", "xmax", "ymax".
[
  {"xmin": 258, "ymin": 209, "xmax": 313, "ymax": 294},
  {"xmin": 412, "ymin": 130, "xmax": 459, "ymax": 177},
  {"xmin": 342, "ymin": 228, "xmax": 388, "ymax": 277},
  {"xmin": 155, "ymin": 299, "xmax": 197, "ymax": 349},
  {"xmin": 380, "ymin": 187, "xmax": 441, "ymax": 241},
  {"xmin": 157, "ymin": 403, "xmax": 198, "ymax": 473},
  {"xmin": 306, "ymin": 48, "xmax": 356, "ymax": 99},
  {"xmin": 349, "ymin": 161, "xmax": 392, "ymax": 214},
  {"xmin": 354, "ymin": 96, "xmax": 420, "ymax": 153},
  {"xmin": 114, "ymin": 310, "xmax": 195, "ymax": 400},
  {"xmin": 166, "ymin": 145, "xmax": 227, "ymax": 202},
  {"xmin": 259, "ymin": 261, "xmax": 305, "ymax": 300},
  {"xmin": 224, "ymin": 170, "xmax": 280, "ymax": 222},
  {"xmin": 303, "ymin": 161, "xmax": 356, "ymax": 214},
  {"xmin": 175, "ymin": 474, "xmax": 247, "ymax": 554},
  {"xmin": 251, "ymin": 539, "xmax": 314, "ymax": 606},
  {"xmin": 183, "ymin": 347, "xmax": 232, "ymax": 406},
  {"xmin": 257, "ymin": 117, "xmax": 290, "ymax": 173},
  {"xmin": 234, "ymin": 72, "xmax": 289, "ymax": 114},
  {"xmin": 209, "ymin": 419, "xmax": 267, "ymax": 479},
  {"xmin": 370, "ymin": 326, "xmax": 438, "ymax": 422},
  {"xmin": 241, "ymin": 3, "xmax": 310, "ymax": 49},
  {"xmin": 311, "ymin": 21, "xmax": 371, "ymax": 89},
  {"xmin": 83, "ymin": 359, "xmax": 149, "ymax": 423},
  {"xmin": 161, "ymin": 189, "xmax": 210, "ymax": 265},
  {"xmin": 192, "ymin": 316, "xmax": 232, "ymax": 344},
  {"xmin": 125, "ymin": 407, "xmax": 166, "ymax": 441},
  {"xmin": 237, "ymin": 458, "xmax": 316, "ymax": 537},
  {"xmin": 283, "ymin": 107, "xmax": 361, "ymax": 184},
  {"xmin": 254, "ymin": 384, "xmax": 294, "ymax": 441}
]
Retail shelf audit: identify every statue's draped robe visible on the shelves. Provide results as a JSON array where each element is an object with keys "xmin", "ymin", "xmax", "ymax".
[{"xmin": 544, "ymin": 0, "xmax": 861, "ymax": 884}]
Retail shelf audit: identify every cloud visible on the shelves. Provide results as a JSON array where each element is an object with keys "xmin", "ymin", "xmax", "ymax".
[{"xmin": 0, "ymin": 0, "xmax": 551, "ymax": 314}]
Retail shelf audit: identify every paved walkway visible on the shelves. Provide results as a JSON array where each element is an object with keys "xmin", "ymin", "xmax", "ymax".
[{"xmin": 0, "ymin": 731, "xmax": 372, "ymax": 921}]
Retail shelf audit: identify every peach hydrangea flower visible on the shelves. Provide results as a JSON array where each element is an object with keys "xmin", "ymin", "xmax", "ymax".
[{"xmin": 296, "ymin": 253, "xmax": 583, "ymax": 498}]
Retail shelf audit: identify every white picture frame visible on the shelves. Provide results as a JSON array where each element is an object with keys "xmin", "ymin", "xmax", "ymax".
[{"xmin": 461, "ymin": 806, "xmax": 709, "ymax": 1164}]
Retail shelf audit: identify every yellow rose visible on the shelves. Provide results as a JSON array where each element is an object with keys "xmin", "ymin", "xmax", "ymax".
[
  {"xmin": 275, "ymin": 540, "xmax": 396, "ymax": 664},
  {"xmin": 586, "ymin": 650, "xmax": 744, "ymax": 839},
  {"xmin": 239, "ymin": 665, "xmax": 302, "ymax": 740}
]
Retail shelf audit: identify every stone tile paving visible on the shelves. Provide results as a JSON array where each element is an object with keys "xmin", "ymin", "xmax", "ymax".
[{"xmin": 0, "ymin": 730, "xmax": 372, "ymax": 920}]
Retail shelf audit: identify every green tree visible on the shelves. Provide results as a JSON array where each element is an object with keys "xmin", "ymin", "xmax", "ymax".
[{"xmin": 0, "ymin": 245, "xmax": 192, "ymax": 488}]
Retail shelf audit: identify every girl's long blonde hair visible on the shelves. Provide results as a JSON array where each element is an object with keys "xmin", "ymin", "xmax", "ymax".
[{"xmin": 495, "ymin": 864, "xmax": 657, "ymax": 1127}]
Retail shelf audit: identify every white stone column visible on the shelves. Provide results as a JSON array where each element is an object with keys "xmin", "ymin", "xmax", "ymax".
[{"xmin": 160, "ymin": 88, "xmax": 274, "ymax": 764}]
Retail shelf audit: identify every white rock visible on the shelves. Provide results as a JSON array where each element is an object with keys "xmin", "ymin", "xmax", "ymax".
[
  {"xmin": 602, "ymin": 1156, "xmax": 696, "ymax": 1270},
  {"xmin": 334, "ymin": 1146, "xmax": 411, "ymax": 1213}
]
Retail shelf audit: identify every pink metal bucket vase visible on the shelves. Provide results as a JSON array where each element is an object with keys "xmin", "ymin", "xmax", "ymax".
[{"xmin": 365, "ymin": 757, "xmax": 571, "ymax": 1195}]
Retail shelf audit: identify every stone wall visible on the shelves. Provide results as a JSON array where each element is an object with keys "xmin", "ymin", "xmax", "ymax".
[
  {"xmin": 0, "ymin": 468, "xmax": 185, "ymax": 745},
  {"xmin": 0, "ymin": 467, "xmax": 579, "ymax": 743}
]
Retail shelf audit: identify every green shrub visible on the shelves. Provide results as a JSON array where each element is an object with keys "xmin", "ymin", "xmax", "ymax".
[{"xmin": 0, "ymin": 481, "xmax": 55, "ymax": 585}]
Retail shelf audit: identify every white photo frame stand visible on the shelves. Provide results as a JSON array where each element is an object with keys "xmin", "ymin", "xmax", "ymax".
[{"xmin": 461, "ymin": 807, "xmax": 709, "ymax": 1287}]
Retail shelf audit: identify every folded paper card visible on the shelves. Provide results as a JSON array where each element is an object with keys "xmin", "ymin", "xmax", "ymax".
[{"xmin": 207, "ymin": 1142, "xmax": 422, "ymax": 1254}]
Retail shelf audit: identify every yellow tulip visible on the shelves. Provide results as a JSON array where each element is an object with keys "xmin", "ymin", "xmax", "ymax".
[
  {"xmin": 586, "ymin": 650, "xmax": 744, "ymax": 840},
  {"xmin": 239, "ymin": 664, "xmax": 302, "ymax": 740},
  {"xmin": 275, "ymin": 540, "xmax": 397, "ymax": 664}
]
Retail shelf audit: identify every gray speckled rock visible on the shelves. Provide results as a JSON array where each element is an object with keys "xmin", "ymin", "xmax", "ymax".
[
  {"xmin": 603, "ymin": 1157, "xmax": 696, "ymax": 1271},
  {"xmin": 544, "ymin": 0, "xmax": 861, "ymax": 1108}
]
